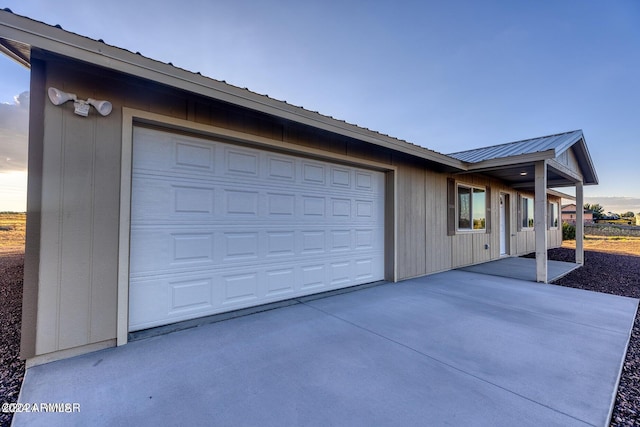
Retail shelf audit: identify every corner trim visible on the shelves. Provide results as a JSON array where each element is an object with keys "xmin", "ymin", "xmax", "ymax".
[{"xmin": 25, "ymin": 339, "xmax": 116, "ymax": 368}]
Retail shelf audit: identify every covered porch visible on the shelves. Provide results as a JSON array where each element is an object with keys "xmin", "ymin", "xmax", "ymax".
[
  {"xmin": 459, "ymin": 256, "xmax": 580, "ymax": 283},
  {"xmin": 449, "ymin": 130, "xmax": 599, "ymax": 283}
]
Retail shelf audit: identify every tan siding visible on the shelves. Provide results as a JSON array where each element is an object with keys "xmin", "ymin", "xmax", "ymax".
[
  {"xmin": 21, "ymin": 58, "xmax": 46, "ymax": 358},
  {"xmin": 566, "ymin": 148, "xmax": 584, "ymax": 180},
  {"xmin": 58, "ymin": 112, "xmax": 96, "ymax": 350},
  {"xmin": 89, "ymin": 105, "xmax": 121, "ymax": 343},
  {"xmin": 424, "ymin": 170, "xmax": 451, "ymax": 274},
  {"xmin": 394, "ymin": 158, "xmax": 426, "ymax": 279},
  {"xmin": 36, "ymin": 76, "xmax": 65, "ymax": 353},
  {"xmin": 452, "ymin": 234, "xmax": 473, "ymax": 267}
]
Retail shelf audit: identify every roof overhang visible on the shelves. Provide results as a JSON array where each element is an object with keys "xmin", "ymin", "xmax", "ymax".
[
  {"xmin": 0, "ymin": 36, "xmax": 29, "ymax": 68},
  {"xmin": 547, "ymin": 189, "xmax": 575, "ymax": 201},
  {"xmin": 455, "ymin": 134, "xmax": 598, "ymax": 192},
  {"xmin": 0, "ymin": 9, "xmax": 466, "ymax": 172}
]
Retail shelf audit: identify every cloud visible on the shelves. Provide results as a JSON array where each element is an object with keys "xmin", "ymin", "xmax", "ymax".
[
  {"xmin": 0, "ymin": 91, "xmax": 29, "ymax": 173},
  {"xmin": 584, "ymin": 196, "xmax": 640, "ymax": 215}
]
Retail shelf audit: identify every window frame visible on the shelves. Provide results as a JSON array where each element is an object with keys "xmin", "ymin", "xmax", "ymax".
[
  {"xmin": 521, "ymin": 195, "xmax": 535, "ymax": 229},
  {"xmin": 548, "ymin": 201, "xmax": 559, "ymax": 229},
  {"xmin": 456, "ymin": 183, "xmax": 487, "ymax": 232}
]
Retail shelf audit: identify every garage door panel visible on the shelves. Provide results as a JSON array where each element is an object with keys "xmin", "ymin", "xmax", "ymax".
[
  {"xmin": 132, "ymin": 177, "xmax": 380, "ymax": 223},
  {"xmin": 222, "ymin": 272, "xmax": 260, "ymax": 305},
  {"xmin": 129, "ymin": 127, "xmax": 385, "ymax": 331},
  {"xmin": 129, "ymin": 250, "xmax": 384, "ymax": 330},
  {"xmin": 265, "ymin": 268, "xmax": 296, "ymax": 297},
  {"xmin": 130, "ymin": 229, "xmax": 216, "ymax": 275},
  {"xmin": 266, "ymin": 231, "xmax": 295, "ymax": 257},
  {"xmin": 131, "ymin": 177, "xmax": 216, "ymax": 220},
  {"xmin": 134, "ymin": 131, "xmax": 217, "ymax": 177},
  {"xmin": 169, "ymin": 278, "xmax": 214, "ymax": 313},
  {"xmin": 267, "ymin": 155, "xmax": 296, "ymax": 181}
]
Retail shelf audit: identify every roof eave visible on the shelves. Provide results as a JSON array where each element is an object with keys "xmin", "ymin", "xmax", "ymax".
[{"xmin": 464, "ymin": 150, "xmax": 555, "ymax": 172}]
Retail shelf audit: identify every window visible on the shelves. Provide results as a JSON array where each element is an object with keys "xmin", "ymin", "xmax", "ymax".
[
  {"xmin": 548, "ymin": 202, "xmax": 559, "ymax": 228},
  {"xmin": 521, "ymin": 196, "xmax": 534, "ymax": 228},
  {"xmin": 457, "ymin": 184, "xmax": 486, "ymax": 231}
]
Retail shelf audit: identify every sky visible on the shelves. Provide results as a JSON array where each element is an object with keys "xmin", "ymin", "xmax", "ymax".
[{"xmin": 1, "ymin": 0, "xmax": 639, "ymax": 213}]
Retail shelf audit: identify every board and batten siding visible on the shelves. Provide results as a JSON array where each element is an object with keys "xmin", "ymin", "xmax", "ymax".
[{"xmin": 23, "ymin": 53, "xmax": 562, "ymax": 362}]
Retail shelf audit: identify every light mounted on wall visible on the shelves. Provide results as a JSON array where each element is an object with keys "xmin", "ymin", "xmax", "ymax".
[{"xmin": 47, "ymin": 87, "xmax": 113, "ymax": 117}]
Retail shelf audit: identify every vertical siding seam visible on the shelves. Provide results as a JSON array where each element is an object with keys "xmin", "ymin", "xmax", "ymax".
[
  {"xmin": 423, "ymin": 168, "xmax": 428, "ymax": 274},
  {"xmin": 54, "ymin": 112, "xmax": 65, "ymax": 351},
  {"xmin": 88, "ymin": 117, "xmax": 97, "ymax": 343}
]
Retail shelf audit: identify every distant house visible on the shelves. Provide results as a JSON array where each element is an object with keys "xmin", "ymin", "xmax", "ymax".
[
  {"xmin": 0, "ymin": 10, "xmax": 598, "ymax": 366},
  {"xmin": 562, "ymin": 204, "xmax": 594, "ymax": 224}
]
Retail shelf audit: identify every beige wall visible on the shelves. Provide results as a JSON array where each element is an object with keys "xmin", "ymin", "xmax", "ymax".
[{"xmin": 22, "ymin": 52, "xmax": 562, "ymax": 362}]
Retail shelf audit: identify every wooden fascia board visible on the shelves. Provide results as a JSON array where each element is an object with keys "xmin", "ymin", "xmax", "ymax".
[
  {"xmin": 571, "ymin": 140, "xmax": 599, "ymax": 185},
  {"xmin": 511, "ymin": 179, "xmax": 575, "ymax": 190},
  {"xmin": 463, "ymin": 150, "xmax": 555, "ymax": 173},
  {"xmin": 547, "ymin": 189, "xmax": 575, "ymax": 200},
  {"xmin": 547, "ymin": 158, "xmax": 583, "ymax": 183},
  {"xmin": 0, "ymin": 12, "xmax": 466, "ymax": 171},
  {"xmin": 0, "ymin": 38, "xmax": 29, "ymax": 68}
]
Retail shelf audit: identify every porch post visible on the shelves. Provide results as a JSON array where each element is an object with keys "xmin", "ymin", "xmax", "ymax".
[
  {"xmin": 575, "ymin": 181, "xmax": 584, "ymax": 265},
  {"xmin": 535, "ymin": 160, "xmax": 548, "ymax": 283}
]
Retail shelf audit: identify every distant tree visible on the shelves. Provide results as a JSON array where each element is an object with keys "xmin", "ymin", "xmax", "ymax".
[
  {"xmin": 621, "ymin": 211, "xmax": 635, "ymax": 218},
  {"xmin": 562, "ymin": 222, "xmax": 576, "ymax": 240},
  {"xmin": 584, "ymin": 203, "xmax": 604, "ymax": 219}
]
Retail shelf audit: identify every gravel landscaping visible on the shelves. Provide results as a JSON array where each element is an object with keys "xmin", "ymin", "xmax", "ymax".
[
  {"xmin": 542, "ymin": 248, "xmax": 640, "ymax": 427},
  {"xmin": 0, "ymin": 253, "xmax": 25, "ymax": 427},
  {"xmin": 0, "ymin": 248, "xmax": 639, "ymax": 426}
]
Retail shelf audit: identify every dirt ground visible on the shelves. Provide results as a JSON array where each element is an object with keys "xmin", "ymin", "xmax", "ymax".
[
  {"xmin": 562, "ymin": 235, "xmax": 640, "ymax": 257},
  {"xmin": 0, "ymin": 213, "xmax": 25, "ymax": 256}
]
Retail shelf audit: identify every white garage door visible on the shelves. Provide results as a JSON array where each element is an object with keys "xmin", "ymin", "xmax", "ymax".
[{"xmin": 129, "ymin": 127, "xmax": 385, "ymax": 331}]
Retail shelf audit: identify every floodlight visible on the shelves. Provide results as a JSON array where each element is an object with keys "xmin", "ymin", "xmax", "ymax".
[
  {"xmin": 87, "ymin": 98, "xmax": 113, "ymax": 116},
  {"xmin": 47, "ymin": 87, "xmax": 76, "ymax": 105},
  {"xmin": 47, "ymin": 87, "xmax": 113, "ymax": 117}
]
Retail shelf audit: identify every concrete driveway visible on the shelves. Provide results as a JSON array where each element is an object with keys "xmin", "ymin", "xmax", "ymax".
[{"xmin": 14, "ymin": 270, "xmax": 638, "ymax": 427}]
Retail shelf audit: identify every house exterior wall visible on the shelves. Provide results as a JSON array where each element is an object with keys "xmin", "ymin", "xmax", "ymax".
[
  {"xmin": 562, "ymin": 204, "xmax": 594, "ymax": 224},
  {"xmin": 22, "ymin": 52, "xmax": 561, "ymax": 362}
]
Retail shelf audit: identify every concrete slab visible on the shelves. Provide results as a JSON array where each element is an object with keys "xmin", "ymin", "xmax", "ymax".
[
  {"xmin": 14, "ymin": 271, "xmax": 637, "ymax": 427},
  {"xmin": 458, "ymin": 256, "xmax": 580, "ymax": 282}
]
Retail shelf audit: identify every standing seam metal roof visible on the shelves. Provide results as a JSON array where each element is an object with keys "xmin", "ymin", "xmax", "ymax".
[{"xmin": 447, "ymin": 130, "xmax": 584, "ymax": 163}]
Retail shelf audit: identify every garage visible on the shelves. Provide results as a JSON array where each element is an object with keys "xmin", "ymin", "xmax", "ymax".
[{"xmin": 128, "ymin": 127, "xmax": 386, "ymax": 331}]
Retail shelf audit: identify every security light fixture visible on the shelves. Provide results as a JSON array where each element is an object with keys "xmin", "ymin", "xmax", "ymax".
[
  {"xmin": 520, "ymin": 171, "xmax": 528, "ymax": 176},
  {"xmin": 47, "ymin": 87, "xmax": 112, "ymax": 117}
]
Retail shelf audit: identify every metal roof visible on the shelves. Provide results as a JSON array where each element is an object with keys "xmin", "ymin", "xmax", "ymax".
[
  {"xmin": 447, "ymin": 129, "xmax": 598, "ymax": 188},
  {"xmin": 447, "ymin": 130, "xmax": 584, "ymax": 163}
]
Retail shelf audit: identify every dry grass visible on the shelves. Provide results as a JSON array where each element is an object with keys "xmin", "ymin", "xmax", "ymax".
[
  {"xmin": 562, "ymin": 235, "xmax": 640, "ymax": 257},
  {"xmin": 0, "ymin": 213, "xmax": 26, "ymax": 255}
]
